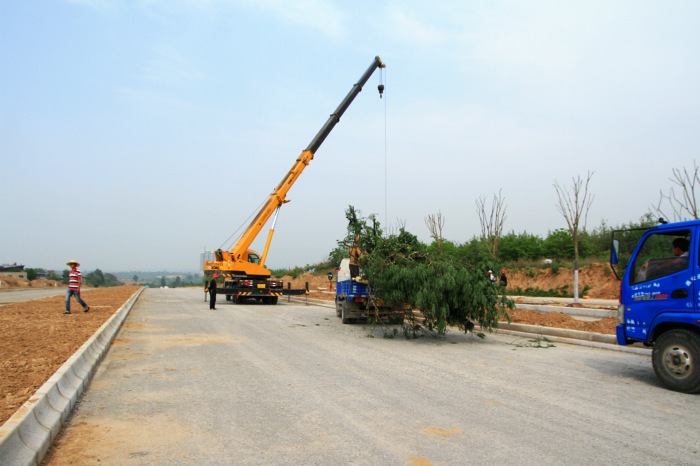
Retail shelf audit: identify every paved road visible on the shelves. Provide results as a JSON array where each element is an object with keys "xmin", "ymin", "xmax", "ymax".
[
  {"xmin": 0, "ymin": 288, "xmax": 66, "ymax": 304},
  {"xmin": 45, "ymin": 288, "xmax": 698, "ymax": 465}
]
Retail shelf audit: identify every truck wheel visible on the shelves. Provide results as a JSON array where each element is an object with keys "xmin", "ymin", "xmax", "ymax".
[
  {"xmin": 652, "ymin": 329, "xmax": 700, "ymax": 393},
  {"xmin": 341, "ymin": 300, "xmax": 352, "ymax": 324},
  {"xmin": 335, "ymin": 298, "xmax": 342, "ymax": 317}
]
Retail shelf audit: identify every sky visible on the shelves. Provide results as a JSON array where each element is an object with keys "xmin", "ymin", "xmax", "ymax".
[{"xmin": 1, "ymin": 0, "xmax": 698, "ymax": 273}]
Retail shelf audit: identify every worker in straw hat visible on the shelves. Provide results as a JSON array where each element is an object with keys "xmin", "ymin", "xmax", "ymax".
[{"xmin": 65, "ymin": 259, "xmax": 89, "ymax": 314}]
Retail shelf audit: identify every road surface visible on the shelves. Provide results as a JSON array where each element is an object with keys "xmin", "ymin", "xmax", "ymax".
[
  {"xmin": 44, "ymin": 288, "xmax": 699, "ymax": 465},
  {"xmin": 0, "ymin": 288, "xmax": 66, "ymax": 304}
]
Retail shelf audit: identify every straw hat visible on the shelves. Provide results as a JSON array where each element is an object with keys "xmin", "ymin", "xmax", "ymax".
[{"xmin": 66, "ymin": 259, "xmax": 80, "ymax": 267}]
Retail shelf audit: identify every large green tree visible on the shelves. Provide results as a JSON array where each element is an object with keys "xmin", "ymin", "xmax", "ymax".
[
  {"xmin": 340, "ymin": 206, "xmax": 512, "ymax": 337},
  {"xmin": 85, "ymin": 269, "xmax": 105, "ymax": 287}
]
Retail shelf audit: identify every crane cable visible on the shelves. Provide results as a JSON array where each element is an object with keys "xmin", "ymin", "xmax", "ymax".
[
  {"xmin": 380, "ymin": 66, "xmax": 388, "ymax": 229},
  {"xmin": 220, "ymin": 62, "xmax": 388, "ymax": 251},
  {"xmin": 218, "ymin": 196, "xmax": 268, "ymax": 251}
]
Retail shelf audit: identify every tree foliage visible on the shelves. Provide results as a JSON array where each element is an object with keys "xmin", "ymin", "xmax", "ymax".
[
  {"xmin": 84, "ymin": 269, "xmax": 105, "ymax": 287},
  {"xmin": 542, "ymin": 229, "xmax": 576, "ymax": 258},
  {"xmin": 328, "ymin": 205, "xmax": 668, "ymax": 311},
  {"xmin": 327, "ymin": 205, "xmax": 383, "ymax": 265},
  {"xmin": 83, "ymin": 269, "xmax": 123, "ymax": 287},
  {"xmin": 341, "ymin": 207, "xmax": 512, "ymax": 337}
]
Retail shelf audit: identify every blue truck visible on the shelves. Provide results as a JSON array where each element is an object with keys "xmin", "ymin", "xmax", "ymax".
[
  {"xmin": 334, "ymin": 258, "xmax": 403, "ymax": 324},
  {"xmin": 610, "ymin": 219, "xmax": 698, "ymax": 393}
]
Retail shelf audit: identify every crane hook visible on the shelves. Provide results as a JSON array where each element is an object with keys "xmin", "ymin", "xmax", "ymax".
[{"xmin": 378, "ymin": 84, "xmax": 384, "ymax": 98}]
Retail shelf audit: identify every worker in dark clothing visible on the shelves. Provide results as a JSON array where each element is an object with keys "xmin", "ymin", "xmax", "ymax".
[
  {"xmin": 499, "ymin": 269, "xmax": 508, "ymax": 287},
  {"xmin": 207, "ymin": 273, "xmax": 218, "ymax": 309}
]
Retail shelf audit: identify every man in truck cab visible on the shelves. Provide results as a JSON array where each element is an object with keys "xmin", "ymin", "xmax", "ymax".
[
  {"xmin": 635, "ymin": 235, "xmax": 690, "ymax": 283},
  {"xmin": 672, "ymin": 237, "xmax": 689, "ymax": 258}
]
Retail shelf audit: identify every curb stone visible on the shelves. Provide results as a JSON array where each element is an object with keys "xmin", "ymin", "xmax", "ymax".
[
  {"xmin": 0, "ymin": 288, "xmax": 144, "ymax": 466},
  {"xmin": 515, "ymin": 303, "xmax": 616, "ymax": 319},
  {"xmin": 489, "ymin": 324, "xmax": 651, "ymax": 355}
]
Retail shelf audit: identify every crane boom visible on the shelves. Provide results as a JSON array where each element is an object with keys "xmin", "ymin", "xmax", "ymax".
[
  {"xmin": 229, "ymin": 56, "xmax": 385, "ymax": 263},
  {"xmin": 205, "ymin": 56, "xmax": 385, "ymax": 300}
]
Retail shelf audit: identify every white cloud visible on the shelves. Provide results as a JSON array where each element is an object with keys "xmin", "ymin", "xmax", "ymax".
[
  {"xmin": 385, "ymin": 4, "xmax": 450, "ymax": 45},
  {"xmin": 66, "ymin": 0, "xmax": 123, "ymax": 11},
  {"xmin": 67, "ymin": 0, "xmax": 345, "ymax": 37},
  {"xmin": 140, "ymin": 45, "xmax": 206, "ymax": 85},
  {"xmin": 230, "ymin": 0, "xmax": 345, "ymax": 37}
]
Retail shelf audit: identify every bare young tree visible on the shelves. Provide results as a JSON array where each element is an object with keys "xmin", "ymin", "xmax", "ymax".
[
  {"xmin": 652, "ymin": 160, "xmax": 699, "ymax": 221},
  {"xmin": 425, "ymin": 211, "xmax": 445, "ymax": 254},
  {"xmin": 553, "ymin": 171, "xmax": 595, "ymax": 303},
  {"xmin": 476, "ymin": 189, "xmax": 507, "ymax": 258}
]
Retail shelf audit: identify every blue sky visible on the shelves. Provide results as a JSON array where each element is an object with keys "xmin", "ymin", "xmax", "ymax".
[{"xmin": 2, "ymin": 0, "xmax": 698, "ymax": 272}]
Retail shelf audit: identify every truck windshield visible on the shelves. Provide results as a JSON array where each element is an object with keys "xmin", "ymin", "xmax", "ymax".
[{"xmin": 630, "ymin": 230, "xmax": 691, "ymax": 284}]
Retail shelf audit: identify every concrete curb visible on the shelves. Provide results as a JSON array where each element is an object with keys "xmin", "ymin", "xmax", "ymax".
[
  {"xmin": 0, "ymin": 287, "xmax": 144, "ymax": 466},
  {"xmin": 515, "ymin": 303, "xmax": 616, "ymax": 319},
  {"xmin": 490, "ymin": 323, "xmax": 651, "ymax": 355},
  {"xmin": 497, "ymin": 321, "xmax": 617, "ymax": 344}
]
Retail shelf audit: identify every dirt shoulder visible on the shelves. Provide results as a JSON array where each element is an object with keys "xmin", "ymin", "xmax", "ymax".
[{"xmin": 0, "ymin": 286, "xmax": 140, "ymax": 426}]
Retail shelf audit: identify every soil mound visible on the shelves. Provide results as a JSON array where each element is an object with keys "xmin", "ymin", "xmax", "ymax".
[
  {"xmin": 506, "ymin": 263, "xmax": 618, "ymax": 300},
  {"xmin": 0, "ymin": 276, "xmax": 62, "ymax": 289}
]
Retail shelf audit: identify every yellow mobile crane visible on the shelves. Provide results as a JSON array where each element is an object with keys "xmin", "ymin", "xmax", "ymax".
[{"xmin": 204, "ymin": 56, "xmax": 386, "ymax": 304}]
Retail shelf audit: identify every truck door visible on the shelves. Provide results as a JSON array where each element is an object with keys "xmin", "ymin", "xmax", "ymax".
[{"xmin": 621, "ymin": 228, "xmax": 694, "ymax": 341}]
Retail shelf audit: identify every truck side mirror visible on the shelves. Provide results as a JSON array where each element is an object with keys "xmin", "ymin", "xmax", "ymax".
[{"xmin": 611, "ymin": 239, "xmax": 619, "ymax": 265}]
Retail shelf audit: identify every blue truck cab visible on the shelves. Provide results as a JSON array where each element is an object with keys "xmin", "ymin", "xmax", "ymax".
[{"xmin": 611, "ymin": 220, "xmax": 698, "ymax": 392}]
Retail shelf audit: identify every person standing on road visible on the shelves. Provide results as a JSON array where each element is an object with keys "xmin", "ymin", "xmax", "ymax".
[
  {"xmin": 207, "ymin": 274, "xmax": 218, "ymax": 310},
  {"xmin": 65, "ymin": 259, "xmax": 89, "ymax": 314}
]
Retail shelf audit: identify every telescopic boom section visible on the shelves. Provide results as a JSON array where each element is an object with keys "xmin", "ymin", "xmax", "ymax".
[{"xmin": 227, "ymin": 56, "xmax": 385, "ymax": 265}]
